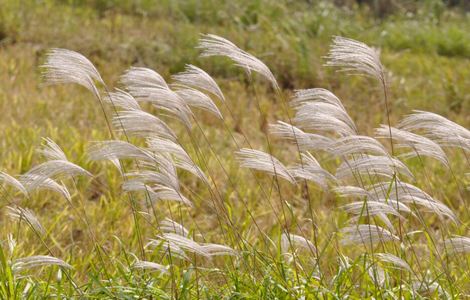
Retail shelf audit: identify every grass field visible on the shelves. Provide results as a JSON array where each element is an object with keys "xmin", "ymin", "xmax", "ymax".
[{"xmin": 0, "ymin": 0, "xmax": 469, "ymax": 298}]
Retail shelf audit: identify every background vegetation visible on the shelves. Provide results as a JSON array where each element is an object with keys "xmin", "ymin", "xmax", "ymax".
[{"xmin": 0, "ymin": 0, "xmax": 468, "ymax": 298}]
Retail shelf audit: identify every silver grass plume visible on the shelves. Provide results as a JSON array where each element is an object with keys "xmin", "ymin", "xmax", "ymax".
[
  {"xmin": 20, "ymin": 160, "xmax": 91, "ymax": 192},
  {"xmin": 146, "ymin": 239, "xmax": 188, "ymax": 260},
  {"xmin": 398, "ymin": 110, "xmax": 470, "ymax": 151},
  {"xmin": 281, "ymin": 233, "xmax": 316, "ymax": 255},
  {"xmin": 375, "ymin": 253, "xmax": 412, "ymax": 272},
  {"xmin": 198, "ymin": 34, "xmax": 279, "ymax": 90},
  {"xmin": 112, "ymin": 109, "xmax": 176, "ymax": 141},
  {"xmin": 132, "ymin": 260, "xmax": 168, "ymax": 273},
  {"xmin": 7, "ymin": 206, "xmax": 46, "ymax": 236},
  {"xmin": 42, "ymin": 48, "xmax": 104, "ymax": 99},
  {"xmin": 174, "ymin": 87, "xmax": 223, "ymax": 119},
  {"xmin": 328, "ymin": 135, "xmax": 389, "ymax": 157},
  {"xmin": 146, "ymin": 137, "xmax": 207, "ymax": 182},
  {"xmin": 443, "ymin": 236, "xmax": 470, "ymax": 254},
  {"xmin": 341, "ymin": 201, "xmax": 406, "ymax": 220},
  {"xmin": 104, "ymin": 89, "xmax": 141, "ymax": 111},
  {"xmin": 336, "ymin": 155, "xmax": 413, "ymax": 180},
  {"xmin": 158, "ymin": 233, "xmax": 236, "ymax": 258},
  {"xmin": 340, "ymin": 224, "xmax": 399, "ymax": 246},
  {"xmin": 291, "ymin": 88, "xmax": 346, "ymax": 111},
  {"xmin": 289, "ymin": 152, "xmax": 335, "ymax": 189},
  {"xmin": 20, "ymin": 175, "xmax": 72, "ymax": 202},
  {"xmin": 368, "ymin": 181, "xmax": 457, "ymax": 223},
  {"xmin": 325, "ymin": 36, "xmax": 384, "ymax": 82},
  {"xmin": 235, "ymin": 148, "xmax": 296, "ymax": 183},
  {"xmin": 88, "ymin": 140, "xmax": 158, "ymax": 163},
  {"xmin": 172, "ymin": 64, "xmax": 225, "ymax": 102},
  {"xmin": 293, "ymin": 107, "xmax": 357, "ymax": 137},
  {"xmin": 160, "ymin": 218, "xmax": 190, "ymax": 237},
  {"xmin": 123, "ymin": 181, "xmax": 192, "ymax": 207},
  {"xmin": 375, "ymin": 125, "xmax": 449, "ymax": 167},
  {"xmin": 121, "ymin": 67, "xmax": 192, "ymax": 127},
  {"xmin": 268, "ymin": 121, "xmax": 333, "ymax": 151},
  {"xmin": 12, "ymin": 255, "xmax": 72, "ymax": 272},
  {"xmin": 333, "ymin": 186, "xmax": 373, "ymax": 199},
  {"xmin": 125, "ymin": 160, "xmax": 179, "ymax": 192},
  {"xmin": 0, "ymin": 171, "xmax": 28, "ymax": 195},
  {"xmin": 38, "ymin": 138, "xmax": 68, "ymax": 161}
]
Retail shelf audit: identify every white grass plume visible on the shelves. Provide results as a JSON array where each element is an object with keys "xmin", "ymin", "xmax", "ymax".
[
  {"xmin": 38, "ymin": 138, "xmax": 68, "ymax": 161},
  {"xmin": 132, "ymin": 260, "xmax": 168, "ymax": 273},
  {"xmin": 12, "ymin": 255, "xmax": 72, "ymax": 272},
  {"xmin": 375, "ymin": 125, "xmax": 449, "ymax": 167},
  {"xmin": 235, "ymin": 148, "xmax": 296, "ymax": 183},
  {"xmin": 398, "ymin": 110, "xmax": 470, "ymax": 151},
  {"xmin": 328, "ymin": 135, "xmax": 389, "ymax": 157},
  {"xmin": 172, "ymin": 64, "xmax": 225, "ymax": 102},
  {"xmin": 281, "ymin": 233, "xmax": 316, "ymax": 255},
  {"xmin": 325, "ymin": 36, "xmax": 384, "ymax": 82},
  {"xmin": 158, "ymin": 233, "xmax": 236, "ymax": 257},
  {"xmin": 291, "ymin": 88, "xmax": 346, "ymax": 111},
  {"xmin": 174, "ymin": 87, "xmax": 223, "ymax": 119},
  {"xmin": 123, "ymin": 181, "xmax": 192, "ymax": 207},
  {"xmin": 7, "ymin": 206, "xmax": 46, "ymax": 236},
  {"xmin": 340, "ymin": 224, "xmax": 399, "ymax": 246},
  {"xmin": 289, "ymin": 152, "xmax": 335, "ymax": 189},
  {"xmin": 121, "ymin": 67, "xmax": 192, "ymax": 127},
  {"xmin": 293, "ymin": 109, "xmax": 356, "ymax": 137},
  {"xmin": 88, "ymin": 140, "xmax": 157, "ymax": 163},
  {"xmin": 0, "ymin": 171, "xmax": 28, "ymax": 195},
  {"xmin": 341, "ymin": 201, "xmax": 405, "ymax": 220},
  {"xmin": 104, "ymin": 89, "xmax": 141, "ymax": 111},
  {"xmin": 333, "ymin": 186, "xmax": 372, "ymax": 199},
  {"xmin": 20, "ymin": 175, "xmax": 72, "ymax": 202},
  {"xmin": 268, "ymin": 121, "xmax": 333, "ymax": 151},
  {"xmin": 126, "ymin": 161, "xmax": 179, "ymax": 193},
  {"xmin": 443, "ymin": 236, "xmax": 470, "ymax": 254},
  {"xmin": 42, "ymin": 48, "xmax": 103, "ymax": 99},
  {"xmin": 160, "ymin": 218, "xmax": 189, "ymax": 237},
  {"xmin": 375, "ymin": 253, "xmax": 411, "ymax": 272},
  {"xmin": 336, "ymin": 155, "xmax": 413, "ymax": 180},
  {"xmin": 20, "ymin": 160, "xmax": 91, "ymax": 192},
  {"xmin": 112, "ymin": 110, "xmax": 176, "ymax": 141},
  {"xmin": 198, "ymin": 34, "xmax": 279, "ymax": 90}
]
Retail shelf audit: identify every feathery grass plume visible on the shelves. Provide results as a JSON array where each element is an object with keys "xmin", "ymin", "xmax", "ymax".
[
  {"xmin": 104, "ymin": 89, "xmax": 141, "ymax": 111},
  {"xmin": 336, "ymin": 155, "xmax": 414, "ymax": 180},
  {"xmin": 198, "ymin": 34, "xmax": 279, "ymax": 90},
  {"xmin": 290, "ymin": 88, "xmax": 346, "ymax": 111},
  {"xmin": 375, "ymin": 125, "xmax": 449, "ymax": 167},
  {"xmin": 146, "ymin": 239, "xmax": 188, "ymax": 260},
  {"xmin": 294, "ymin": 101, "xmax": 357, "ymax": 133},
  {"xmin": 367, "ymin": 262, "xmax": 387, "ymax": 287},
  {"xmin": 88, "ymin": 140, "xmax": 157, "ymax": 163},
  {"xmin": 172, "ymin": 64, "xmax": 225, "ymax": 102},
  {"xmin": 146, "ymin": 137, "xmax": 207, "ymax": 182},
  {"xmin": 333, "ymin": 186, "xmax": 373, "ymax": 199},
  {"xmin": 340, "ymin": 224, "xmax": 399, "ymax": 246},
  {"xmin": 158, "ymin": 233, "xmax": 236, "ymax": 258},
  {"xmin": 411, "ymin": 281, "xmax": 448, "ymax": 297},
  {"xmin": 325, "ymin": 36, "xmax": 384, "ymax": 82},
  {"xmin": 375, "ymin": 253, "xmax": 411, "ymax": 272},
  {"xmin": 42, "ymin": 48, "xmax": 103, "ymax": 99},
  {"xmin": 7, "ymin": 206, "xmax": 46, "ymax": 236},
  {"xmin": 121, "ymin": 67, "xmax": 193, "ymax": 128},
  {"xmin": 289, "ymin": 152, "xmax": 335, "ymax": 189},
  {"xmin": 368, "ymin": 181, "xmax": 457, "ymax": 223},
  {"xmin": 281, "ymin": 233, "xmax": 316, "ymax": 255},
  {"xmin": 112, "ymin": 110, "xmax": 176, "ymax": 141},
  {"xmin": 268, "ymin": 121, "xmax": 333, "ymax": 151},
  {"xmin": 20, "ymin": 175, "xmax": 72, "ymax": 202},
  {"xmin": 398, "ymin": 110, "xmax": 470, "ymax": 151},
  {"xmin": 132, "ymin": 260, "xmax": 168, "ymax": 273},
  {"xmin": 20, "ymin": 160, "xmax": 91, "ymax": 192},
  {"xmin": 160, "ymin": 218, "xmax": 189, "ymax": 237},
  {"xmin": 443, "ymin": 236, "xmax": 470, "ymax": 254},
  {"xmin": 174, "ymin": 87, "xmax": 223, "ymax": 119},
  {"xmin": 328, "ymin": 135, "xmax": 389, "ymax": 157},
  {"xmin": 126, "ymin": 161, "xmax": 179, "ymax": 192},
  {"xmin": 0, "ymin": 171, "xmax": 28, "ymax": 195},
  {"xmin": 38, "ymin": 138, "xmax": 68, "ymax": 161},
  {"xmin": 123, "ymin": 181, "xmax": 192, "ymax": 207},
  {"xmin": 341, "ymin": 201, "xmax": 406, "ymax": 219},
  {"xmin": 235, "ymin": 148, "xmax": 296, "ymax": 183},
  {"xmin": 293, "ymin": 110, "xmax": 356, "ymax": 137},
  {"xmin": 12, "ymin": 255, "xmax": 72, "ymax": 272}
]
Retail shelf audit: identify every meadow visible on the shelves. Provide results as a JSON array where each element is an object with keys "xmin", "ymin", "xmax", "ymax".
[{"xmin": 0, "ymin": 0, "xmax": 469, "ymax": 298}]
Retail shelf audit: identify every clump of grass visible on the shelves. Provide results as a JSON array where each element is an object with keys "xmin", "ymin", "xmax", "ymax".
[{"xmin": 0, "ymin": 33, "xmax": 468, "ymax": 298}]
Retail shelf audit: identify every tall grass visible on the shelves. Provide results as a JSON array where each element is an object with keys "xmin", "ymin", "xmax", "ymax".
[{"xmin": 0, "ymin": 32, "xmax": 469, "ymax": 299}]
